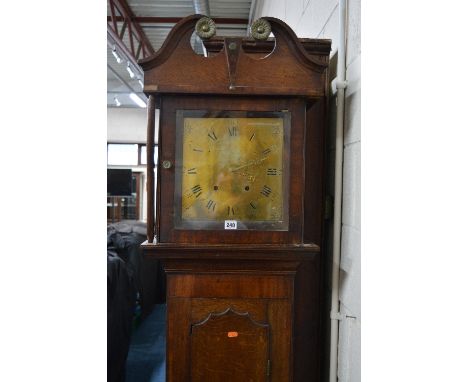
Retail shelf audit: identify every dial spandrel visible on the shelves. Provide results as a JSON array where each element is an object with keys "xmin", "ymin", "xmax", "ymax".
[{"xmin": 174, "ymin": 111, "xmax": 290, "ymax": 231}]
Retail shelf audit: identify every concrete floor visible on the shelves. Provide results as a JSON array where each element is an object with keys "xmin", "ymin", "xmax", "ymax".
[{"xmin": 126, "ymin": 304, "xmax": 166, "ymax": 382}]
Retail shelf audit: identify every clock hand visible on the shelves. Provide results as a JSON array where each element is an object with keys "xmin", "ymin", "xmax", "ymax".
[{"xmin": 231, "ymin": 156, "xmax": 267, "ymax": 173}]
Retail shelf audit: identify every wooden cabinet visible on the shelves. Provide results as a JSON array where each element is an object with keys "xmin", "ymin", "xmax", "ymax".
[
  {"xmin": 167, "ymin": 262, "xmax": 291, "ymax": 381},
  {"xmin": 139, "ymin": 15, "xmax": 330, "ymax": 381},
  {"xmin": 155, "ymin": 246, "xmax": 321, "ymax": 381}
]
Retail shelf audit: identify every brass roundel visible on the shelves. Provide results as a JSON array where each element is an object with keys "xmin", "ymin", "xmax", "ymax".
[
  {"xmin": 195, "ymin": 17, "xmax": 216, "ymax": 39},
  {"xmin": 250, "ymin": 18, "xmax": 271, "ymax": 40}
]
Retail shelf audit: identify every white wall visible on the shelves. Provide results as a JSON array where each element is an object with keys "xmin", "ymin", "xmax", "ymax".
[
  {"xmin": 253, "ymin": 1, "xmax": 361, "ymax": 381},
  {"xmin": 107, "ymin": 107, "xmax": 160, "ymax": 143}
]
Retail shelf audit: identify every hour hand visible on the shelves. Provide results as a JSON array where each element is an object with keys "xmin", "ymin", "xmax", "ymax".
[{"xmin": 230, "ymin": 157, "xmax": 266, "ymax": 173}]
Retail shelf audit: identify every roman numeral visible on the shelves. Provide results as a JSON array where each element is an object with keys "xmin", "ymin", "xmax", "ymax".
[
  {"xmin": 193, "ymin": 148, "xmax": 203, "ymax": 152},
  {"xmin": 206, "ymin": 199, "xmax": 216, "ymax": 211},
  {"xmin": 227, "ymin": 206, "xmax": 235, "ymax": 216},
  {"xmin": 228, "ymin": 126, "xmax": 237, "ymax": 136},
  {"xmin": 261, "ymin": 185, "xmax": 272, "ymax": 197},
  {"xmin": 249, "ymin": 132, "xmax": 255, "ymax": 141},
  {"xmin": 187, "ymin": 168, "xmax": 197, "ymax": 174},
  {"xmin": 267, "ymin": 168, "xmax": 277, "ymax": 175},
  {"xmin": 249, "ymin": 202, "xmax": 257, "ymax": 209},
  {"xmin": 191, "ymin": 185, "xmax": 202, "ymax": 197},
  {"xmin": 262, "ymin": 148, "xmax": 271, "ymax": 155},
  {"xmin": 208, "ymin": 131, "xmax": 218, "ymax": 141}
]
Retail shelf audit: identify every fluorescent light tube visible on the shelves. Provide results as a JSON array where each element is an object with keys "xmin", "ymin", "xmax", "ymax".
[
  {"xmin": 129, "ymin": 93, "xmax": 146, "ymax": 108},
  {"xmin": 114, "ymin": 97, "xmax": 121, "ymax": 107},
  {"xmin": 126, "ymin": 62, "xmax": 135, "ymax": 78},
  {"xmin": 112, "ymin": 47, "xmax": 122, "ymax": 64}
]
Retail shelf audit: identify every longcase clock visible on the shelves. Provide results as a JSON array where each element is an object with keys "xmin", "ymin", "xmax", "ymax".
[{"xmin": 139, "ymin": 14, "xmax": 331, "ymax": 382}]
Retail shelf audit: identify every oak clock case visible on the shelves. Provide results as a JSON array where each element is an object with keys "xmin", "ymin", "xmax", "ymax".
[
  {"xmin": 174, "ymin": 110, "xmax": 290, "ymax": 231},
  {"xmin": 139, "ymin": 14, "xmax": 331, "ymax": 382}
]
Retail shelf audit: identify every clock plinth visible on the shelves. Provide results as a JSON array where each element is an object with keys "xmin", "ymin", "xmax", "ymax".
[{"xmin": 140, "ymin": 15, "xmax": 331, "ymax": 381}]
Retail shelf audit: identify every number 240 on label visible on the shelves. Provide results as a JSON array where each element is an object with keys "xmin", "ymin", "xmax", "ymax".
[{"xmin": 225, "ymin": 220, "xmax": 237, "ymax": 229}]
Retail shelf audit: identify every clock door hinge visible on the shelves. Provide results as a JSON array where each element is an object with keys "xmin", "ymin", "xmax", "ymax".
[{"xmin": 267, "ymin": 359, "xmax": 271, "ymax": 377}]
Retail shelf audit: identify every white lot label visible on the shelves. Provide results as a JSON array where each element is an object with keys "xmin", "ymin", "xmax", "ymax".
[{"xmin": 224, "ymin": 220, "xmax": 237, "ymax": 230}]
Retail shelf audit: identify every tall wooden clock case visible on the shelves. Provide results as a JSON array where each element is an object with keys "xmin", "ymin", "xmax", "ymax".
[{"xmin": 139, "ymin": 15, "xmax": 331, "ymax": 382}]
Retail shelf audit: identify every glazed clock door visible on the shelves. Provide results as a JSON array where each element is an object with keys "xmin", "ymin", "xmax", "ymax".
[{"xmin": 157, "ymin": 95, "xmax": 306, "ymax": 244}]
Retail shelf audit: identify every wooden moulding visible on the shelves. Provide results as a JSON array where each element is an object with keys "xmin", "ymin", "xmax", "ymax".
[
  {"xmin": 138, "ymin": 14, "xmax": 331, "ymax": 99},
  {"xmin": 146, "ymin": 95, "xmax": 156, "ymax": 242},
  {"xmin": 203, "ymin": 37, "xmax": 331, "ymax": 62},
  {"xmin": 140, "ymin": 242, "xmax": 320, "ymax": 261}
]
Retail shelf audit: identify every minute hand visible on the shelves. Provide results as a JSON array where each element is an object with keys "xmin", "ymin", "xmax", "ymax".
[{"xmin": 231, "ymin": 157, "xmax": 267, "ymax": 173}]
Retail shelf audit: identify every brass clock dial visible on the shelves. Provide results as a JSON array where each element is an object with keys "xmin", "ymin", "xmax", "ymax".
[{"xmin": 175, "ymin": 111, "xmax": 290, "ymax": 230}]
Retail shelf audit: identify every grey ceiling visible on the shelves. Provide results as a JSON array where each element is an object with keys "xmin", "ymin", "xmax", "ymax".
[{"xmin": 107, "ymin": 0, "xmax": 253, "ymax": 108}]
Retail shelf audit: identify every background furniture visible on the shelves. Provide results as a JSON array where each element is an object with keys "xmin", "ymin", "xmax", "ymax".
[{"xmin": 107, "ymin": 221, "xmax": 166, "ymax": 382}]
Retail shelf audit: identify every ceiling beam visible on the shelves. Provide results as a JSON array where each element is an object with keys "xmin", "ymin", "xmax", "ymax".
[
  {"xmin": 107, "ymin": 0, "xmax": 155, "ymax": 62},
  {"xmin": 107, "ymin": 26, "xmax": 143, "ymax": 77},
  {"xmin": 112, "ymin": 0, "xmax": 154, "ymax": 54},
  {"xmin": 106, "ymin": 16, "xmax": 249, "ymax": 25},
  {"xmin": 109, "ymin": 0, "xmax": 118, "ymax": 33}
]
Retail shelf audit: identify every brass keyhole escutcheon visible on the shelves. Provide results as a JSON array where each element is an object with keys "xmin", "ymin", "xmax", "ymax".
[{"xmin": 162, "ymin": 160, "xmax": 172, "ymax": 169}]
